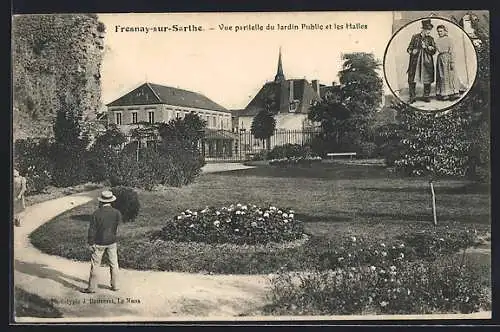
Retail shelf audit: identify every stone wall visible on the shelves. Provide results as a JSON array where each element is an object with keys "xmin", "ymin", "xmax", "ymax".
[{"xmin": 12, "ymin": 14, "xmax": 105, "ymax": 140}]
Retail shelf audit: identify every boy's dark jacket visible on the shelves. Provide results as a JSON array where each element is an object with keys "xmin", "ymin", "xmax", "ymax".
[{"xmin": 88, "ymin": 205, "xmax": 122, "ymax": 245}]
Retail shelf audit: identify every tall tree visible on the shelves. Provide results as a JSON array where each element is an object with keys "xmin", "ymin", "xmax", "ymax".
[
  {"xmin": 339, "ymin": 52, "xmax": 384, "ymax": 142},
  {"xmin": 307, "ymin": 52, "xmax": 383, "ymax": 154},
  {"xmin": 308, "ymin": 100, "xmax": 351, "ymax": 150},
  {"xmin": 51, "ymin": 89, "xmax": 90, "ymax": 186},
  {"xmin": 251, "ymin": 101, "xmax": 276, "ymax": 151},
  {"xmin": 158, "ymin": 112, "xmax": 206, "ymax": 151}
]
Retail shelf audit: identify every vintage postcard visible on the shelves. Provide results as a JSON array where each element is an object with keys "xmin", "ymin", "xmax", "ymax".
[{"xmin": 11, "ymin": 11, "xmax": 491, "ymax": 323}]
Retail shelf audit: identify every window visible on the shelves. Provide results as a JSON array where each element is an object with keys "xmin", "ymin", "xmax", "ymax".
[
  {"xmin": 131, "ymin": 112, "xmax": 138, "ymax": 124},
  {"xmin": 148, "ymin": 111, "xmax": 155, "ymax": 124},
  {"xmin": 115, "ymin": 112, "xmax": 122, "ymax": 125},
  {"xmin": 176, "ymin": 112, "xmax": 180, "ymax": 119},
  {"xmin": 289, "ymin": 102, "xmax": 297, "ymax": 112}
]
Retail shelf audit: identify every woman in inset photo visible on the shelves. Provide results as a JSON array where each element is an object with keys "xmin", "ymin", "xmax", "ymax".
[{"xmin": 435, "ymin": 24, "xmax": 461, "ymax": 101}]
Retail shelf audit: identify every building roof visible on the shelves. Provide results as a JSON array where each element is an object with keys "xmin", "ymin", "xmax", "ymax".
[
  {"xmin": 238, "ymin": 49, "xmax": 340, "ymax": 117},
  {"xmin": 106, "ymin": 82, "xmax": 230, "ymax": 113},
  {"xmin": 239, "ymin": 79, "xmax": 322, "ymax": 117}
]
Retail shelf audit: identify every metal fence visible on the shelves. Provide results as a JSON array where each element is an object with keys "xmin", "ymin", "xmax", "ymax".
[
  {"xmin": 203, "ymin": 129, "xmax": 321, "ymax": 162},
  {"xmin": 121, "ymin": 129, "xmax": 321, "ymax": 162}
]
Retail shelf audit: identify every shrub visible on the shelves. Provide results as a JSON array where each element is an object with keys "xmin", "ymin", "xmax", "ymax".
[
  {"xmin": 383, "ymin": 143, "xmax": 406, "ymax": 168},
  {"xmin": 110, "ymin": 186, "xmax": 140, "ymax": 222},
  {"xmin": 86, "ymin": 126, "xmax": 126, "ymax": 183},
  {"xmin": 358, "ymin": 142, "xmax": 378, "ymax": 159},
  {"xmin": 312, "ymin": 227, "xmax": 480, "ymax": 271},
  {"xmin": 397, "ymin": 228, "xmax": 477, "ymax": 261},
  {"xmin": 162, "ymin": 143, "xmax": 205, "ymax": 187},
  {"xmin": 251, "ymin": 150, "xmax": 268, "ymax": 161},
  {"xmin": 269, "ymin": 156, "xmax": 322, "ymax": 168},
  {"xmin": 108, "ymin": 143, "xmax": 204, "ymax": 190},
  {"xmin": 157, "ymin": 203, "xmax": 305, "ymax": 245},
  {"xmin": 14, "ymin": 138, "xmax": 53, "ymax": 194},
  {"xmin": 265, "ymin": 253, "xmax": 489, "ymax": 316},
  {"xmin": 268, "ymin": 144, "xmax": 313, "ymax": 160},
  {"xmin": 25, "ymin": 172, "xmax": 52, "ymax": 195}
]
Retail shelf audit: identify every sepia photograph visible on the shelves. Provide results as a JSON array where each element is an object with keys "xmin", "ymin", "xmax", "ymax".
[
  {"xmin": 11, "ymin": 11, "xmax": 491, "ymax": 323},
  {"xmin": 384, "ymin": 16, "xmax": 478, "ymax": 112}
]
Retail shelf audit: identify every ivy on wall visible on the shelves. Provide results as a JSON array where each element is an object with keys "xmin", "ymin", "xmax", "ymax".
[{"xmin": 12, "ymin": 14, "xmax": 105, "ymax": 140}]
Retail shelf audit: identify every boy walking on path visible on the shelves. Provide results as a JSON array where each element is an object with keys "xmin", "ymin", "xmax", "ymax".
[{"xmin": 82, "ymin": 190, "xmax": 122, "ymax": 293}]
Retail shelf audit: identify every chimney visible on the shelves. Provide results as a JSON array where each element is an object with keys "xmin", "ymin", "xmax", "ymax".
[
  {"xmin": 289, "ymin": 80, "xmax": 294, "ymax": 102},
  {"xmin": 312, "ymin": 80, "xmax": 320, "ymax": 96}
]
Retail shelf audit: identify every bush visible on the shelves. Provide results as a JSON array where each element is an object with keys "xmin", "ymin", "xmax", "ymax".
[
  {"xmin": 162, "ymin": 143, "xmax": 205, "ymax": 187},
  {"xmin": 110, "ymin": 186, "xmax": 140, "ymax": 222},
  {"xmin": 86, "ymin": 126, "xmax": 126, "ymax": 183},
  {"xmin": 251, "ymin": 150, "xmax": 268, "ymax": 161},
  {"xmin": 358, "ymin": 142, "xmax": 378, "ymax": 159},
  {"xmin": 312, "ymin": 227, "xmax": 479, "ymax": 271},
  {"xmin": 14, "ymin": 138, "xmax": 53, "ymax": 194},
  {"xmin": 108, "ymin": 143, "xmax": 204, "ymax": 190},
  {"xmin": 269, "ymin": 156, "xmax": 322, "ymax": 168},
  {"xmin": 396, "ymin": 228, "xmax": 477, "ymax": 261},
  {"xmin": 264, "ymin": 254, "xmax": 489, "ymax": 315},
  {"xmin": 50, "ymin": 143, "xmax": 89, "ymax": 187},
  {"xmin": 268, "ymin": 144, "xmax": 313, "ymax": 160},
  {"xmin": 157, "ymin": 203, "xmax": 305, "ymax": 245},
  {"xmin": 25, "ymin": 172, "xmax": 52, "ymax": 195}
]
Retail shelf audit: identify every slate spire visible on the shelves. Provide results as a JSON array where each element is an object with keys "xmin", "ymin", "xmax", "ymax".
[{"xmin": 274, "ymin": 47, "xmax": 285, "ymax": 83}]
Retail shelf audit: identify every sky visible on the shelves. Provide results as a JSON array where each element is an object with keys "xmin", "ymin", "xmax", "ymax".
[{"xmin": 98, "ymin": 12, "xmax": 394, "ymax": 110}]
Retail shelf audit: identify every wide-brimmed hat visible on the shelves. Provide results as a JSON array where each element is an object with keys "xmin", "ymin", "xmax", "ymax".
[
  {"xmin": 421, "ymin": 19, "xmax": 434, "ymax": 30},
  {"xmin": 98, "ymin": 190, "xmax": 116, "ymax": 203}
]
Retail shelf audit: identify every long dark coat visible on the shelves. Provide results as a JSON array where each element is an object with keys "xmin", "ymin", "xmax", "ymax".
[{"xmin": 407, "ymin": 33, "xmax": 437, "ymax": 84}]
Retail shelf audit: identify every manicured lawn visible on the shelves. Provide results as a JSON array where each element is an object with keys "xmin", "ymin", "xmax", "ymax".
[
  {"xmin": 30, "ymin": 163, "xmax": 490, "ymax": 274},
  {"xmin": 14, "ymin": 286, "xmax": 63, "ymax": 318}
]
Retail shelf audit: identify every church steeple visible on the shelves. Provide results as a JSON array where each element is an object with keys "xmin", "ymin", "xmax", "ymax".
[{"xmin": 274, "ymin": 47, "xmax": 285, "ymax": 83}]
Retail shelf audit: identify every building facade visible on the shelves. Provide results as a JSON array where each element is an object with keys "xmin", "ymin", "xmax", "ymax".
[{"xmin": 106, "ymin": 82, "xmax": 237, "ymax": 158}]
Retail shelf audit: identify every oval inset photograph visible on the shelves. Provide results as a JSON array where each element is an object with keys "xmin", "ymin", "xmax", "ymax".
[{"xmin": 384, "ymin": 17, "xmax": 477, "ymax": 112}]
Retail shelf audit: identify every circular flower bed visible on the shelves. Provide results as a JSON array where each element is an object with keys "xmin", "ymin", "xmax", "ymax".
[{"xmin": 156, "ymin": 203, "xmax": 305, "ymax": 244}]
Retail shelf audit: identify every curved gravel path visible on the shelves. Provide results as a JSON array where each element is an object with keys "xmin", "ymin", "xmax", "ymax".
[{"xmin": 13, "ymin": 163, "xmax": 491, "ymax": 322}]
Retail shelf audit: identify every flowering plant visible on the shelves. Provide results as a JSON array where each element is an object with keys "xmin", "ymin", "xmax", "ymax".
[
  {"xmin": 158, "ymin": 203, "xmax": 305, "ymax": 244},
  {"xmin": 269, "ymin": 156, "xmax": 322, "ymax": 167},
  {"xmin": 267, "ymin": 228, "xmax": 489, "ymax": 315}
]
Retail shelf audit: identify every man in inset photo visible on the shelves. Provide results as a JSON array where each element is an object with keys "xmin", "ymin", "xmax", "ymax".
[{"xmin": 406, "ymin": 19, "xmax": 437, "ymax": 103}]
